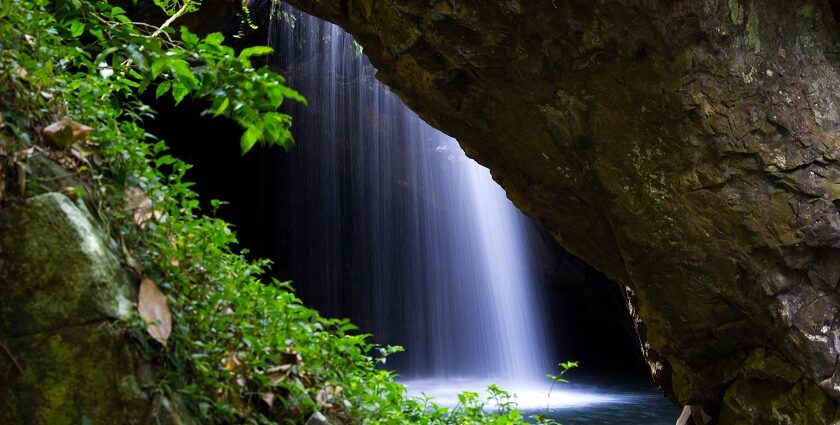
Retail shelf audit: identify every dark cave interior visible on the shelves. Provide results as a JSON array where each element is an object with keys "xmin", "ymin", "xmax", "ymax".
[{"xmin": 145, "ymin": 94, "xmax": 652, "ymax": 383}]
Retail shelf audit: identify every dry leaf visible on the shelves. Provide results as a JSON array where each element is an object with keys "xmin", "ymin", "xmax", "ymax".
[
  {"xmin": 15, "ymin": 66, "xmax": 28, "ymax": 80},
  {"xmin": 260, "ymin": 392, "xmax": 276, "ymax": 408},
  {"xmin": 225, "ymin": 352, "xmax": 246, "ymax": 373},
  {"xmin": 266, "ymin": 364, "xmax": 292, "ymax": 385},
  {"xmin": 279, "ymin": 351, "xmax": 303, "ymax": 366},
  {"xmin": 138, "ymin": 277, "xmax": 172, "ymax": 347},
  {"xmin": 40, "ymin": 91, "xmax": 53, "ymax": 99},
  {"xmin": 42, "ymin": 119, "xmax": 94, "ymax": 149},
  {"xmin": 315, "ymin": 384, "xmax": 342, "ymax": 406},
  {"xmin": 15, "ymin": 162, "xmax": 25, "ymax": 196},
  {"xmin": 68, "ymin": 147, "xmax": 92, "ymax": 168},
  {"xmin": 125, "ymin": 186, "xmax": 161, "ymax": 226}
]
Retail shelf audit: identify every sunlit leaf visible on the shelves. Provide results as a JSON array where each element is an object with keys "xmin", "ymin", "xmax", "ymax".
[
  {"xmin": 172, "ymin": 82, "xmax": 189, "ymax": 105},
  {"xmin": 69, "ymin": 20, "xmax": 85, "ymax": 37},
  {"xmin": 238, "ymin": 46, "xmax": 273, "ymax": 61},
  {"xmin": 155, "ymin": 81, "xmax": 171, "ymax": 98},
  {"xmin": 204, "ymin": 32, "xmax": 224, "ymax": 46},
  {"xmin": 239, "ymin": 125, "xmax": 261, "ymax": 155}
]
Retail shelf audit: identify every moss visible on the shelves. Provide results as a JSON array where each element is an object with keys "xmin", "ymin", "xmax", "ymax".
[
  {"xmin": 23, "ymin": 154, "xmax": 85, "ymax": 198},
  {"xmin": 2, "ymin": 324, "xmax": 147, "ymax": 425},
  {"xmin": 721, "ymin": 376, "xmax": 835, "ymax": 424},
  {"xmin": 0, "ymin": 190, "xmax": 149, "ymax": 423},
  {"xmin": 742, "ymin": 348, "xmax": 802, "ymax": 384},
  {"xmin": 729, "ymin": 0, "xmax": 744, "ymax": 25},
  {"xmin": 36, "ymin": 335, "xmax": 77, "ymax": 425},
  {"xmin": 0, "ymin": 192, "xmax": 135, "ymax": 337},
  {"xmin": 745, "ymin": 2, "xmax": 762, "ymax": 53}
]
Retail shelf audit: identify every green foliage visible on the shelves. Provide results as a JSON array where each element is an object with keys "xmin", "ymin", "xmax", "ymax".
[
  {"xmin": 153, "ymin": 0, "xmax": 200, "ymax": 17},
  {"xmin": 56, "ymin": 0, "xmax": 302, "ymax": 155},
  {"xmin": 547, "ymin": 361, "xmax": 580, "ymax": 386},
  {"xmin": 0, "ymin": 0, "xmax": 572, "ymax": 423},
  {"xmin": 536, "ymin": 361, "xmax": 581, "ymax": 424}
]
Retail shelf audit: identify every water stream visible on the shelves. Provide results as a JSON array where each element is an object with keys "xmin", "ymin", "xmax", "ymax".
[
  {"xmin": 265, "ymin": 5, "xmax": 676, "ymax": 423},
  {"xmin": 267, "ymin": 4, "xmax": 553, "ymax": 382}
]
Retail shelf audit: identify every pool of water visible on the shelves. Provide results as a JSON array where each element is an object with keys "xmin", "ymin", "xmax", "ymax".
[{"xmin": 401, "ymin": 378, "xmax": 678, "ymax": 425}]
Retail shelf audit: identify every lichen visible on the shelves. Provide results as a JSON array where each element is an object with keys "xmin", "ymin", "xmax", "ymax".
[
  {"xmin": 745, "ymin": 2, "xmax": 762, "ymax": 53},
  {"xmin": 729, "ymin": 0, "xmax": 744, "ymax": 25}
]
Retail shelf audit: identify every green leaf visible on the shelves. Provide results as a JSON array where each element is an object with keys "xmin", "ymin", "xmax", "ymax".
[
  {"xmin": 240, "ymin": 125, "xmax": 262, "ymax": 155},
  {"xmin": 155, "ymin": 81, "xmax": 171, "ymax": 98},
  {"xmin": 171, "ymin": 81, "xmax": 189, "ymax": 104},
  {"xmin": 117, "ymin": 77, "xmax": 140, "ymax": 88},
  {"xmin": 180, "ymin": 26, "xmax": 200, "ymax": 47},
  {"xmin": 69, "ymin": 20, "xmax": 85, "ymax": 38},
  {"xmin": 168, "ymin": 58, "xmax": 198, "ymax": 87},
  {"xmin": 151, "ymin": 58, "xmax": 167, "ymax": 78},
  {"xmin": 155, "ymin": 155, "xmax": 177, "ymax": 167},
  {"xmin": 94, "ymin": 46, "xmax": 119, "ymax": 65},
  {"xmin": 276, "ymin": 84, "xmax": 307, "ymax": 105},
  {"xmin": 210, "ymin": 97, "xmax": 229, "ymax": 116},
  {"xmin": 204, "ymin": 32, "xmax": 224, "ymax": 46},
  {"xmin": 88, "ymin": 27, "xmax": 104, "ymax": 41},
  {"xmin": 238, "ymin": 46, "xmax": 274, "ymax": 61},
  {"xmin": 340, "ymin": 322, "xmax": 359, "ymax": 332},
  {"xmin": 109, "ymin": 6, "xmax": 127, "ymax": 17}
]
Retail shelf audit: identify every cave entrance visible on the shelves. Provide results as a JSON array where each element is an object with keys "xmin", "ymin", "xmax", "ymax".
[{"xmin": 145, "ymin": 5, "xmax": 677, "ymax": 423}]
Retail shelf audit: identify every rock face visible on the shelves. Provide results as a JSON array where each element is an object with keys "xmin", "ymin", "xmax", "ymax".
[
  {"xmin": 0, "ymin": 182, "xmax": 181, "ymax": 424},
  {"xmin": 278, "ymin": 0, "xmax": 840, "ymax": 422}
]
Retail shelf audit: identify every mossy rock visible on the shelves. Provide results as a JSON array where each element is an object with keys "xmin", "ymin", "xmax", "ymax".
[
  {"xmin": 719, "ymin": 376, "xmax": 835, "ymax": 424},
  {"xmin": 23, "ymin": 154, "xmax": 87, "ymax": 198},
  {"xmin": 0, "ymin": 323, "xmax": 149, "ymax": 425},
  {"xmin": 0, "ymin": 192, "xmax": 135, "ymax": 337},
  {"xmin": 0, "ymin": 192, "xmax": 189, "ymax": 424}
]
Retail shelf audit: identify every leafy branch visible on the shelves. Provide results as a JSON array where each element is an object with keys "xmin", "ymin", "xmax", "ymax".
[{"xmin": 60, "ymin": 0, "xmax": 305, "ymax": 155}]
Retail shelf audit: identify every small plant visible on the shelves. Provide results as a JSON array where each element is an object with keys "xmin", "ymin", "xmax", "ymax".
[
  {"xmin": 547, "ymin": 361, "xmax": 580, "ymax": 396},
  {"xmin": 530, "ymin": 361, "xmax": 580, "ymax": 424}
]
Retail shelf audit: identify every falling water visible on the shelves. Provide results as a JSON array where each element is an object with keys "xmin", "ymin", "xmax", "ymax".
[
  {"xmin": 266, "ymin": 5, "xmax": 554, "ymax": 385},
  {"xmin": 257, "ymin": 7, "xmax": 680, "ymax": 422}
]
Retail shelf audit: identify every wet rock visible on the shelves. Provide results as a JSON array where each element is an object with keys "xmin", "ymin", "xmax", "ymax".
[{"xmin": 278, "ymin": 0, "xmax": 840, "ymax": 422}]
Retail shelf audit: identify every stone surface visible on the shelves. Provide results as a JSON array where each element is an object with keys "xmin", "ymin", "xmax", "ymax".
[
  {"xmin": 0, "ymin": 191, "xmax": 182, "ymax": 424},
  {"xmin": 272, "ymin": 0, "xmax": 840, "ymax": 422},
  {"xmin": 0, "ymin": 192, "xmax": 134, "ymax": 337}
]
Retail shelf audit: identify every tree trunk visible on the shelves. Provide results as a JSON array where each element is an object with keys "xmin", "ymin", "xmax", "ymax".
[{"xmin": 280, "ymin": 0, "xmax": 840, "ymax": 422}]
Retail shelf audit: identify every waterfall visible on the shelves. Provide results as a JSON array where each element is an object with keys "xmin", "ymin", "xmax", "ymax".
[{"xmin": 266, "ymin": 5, "xmax": 553, "ymax": 384}]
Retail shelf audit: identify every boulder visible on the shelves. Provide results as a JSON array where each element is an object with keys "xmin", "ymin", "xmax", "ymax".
[
  {"xmin": 277, "ymin": 0, "xmax": 840, "ymax": 422},
  {"xmin": 0, "ymin": 192, "xmax": 169, "ymax": 424}
]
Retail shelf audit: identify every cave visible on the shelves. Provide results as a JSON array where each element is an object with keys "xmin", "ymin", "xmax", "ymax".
[
  {"xmin": 144, "ymin": 6, "xmax": 675, "ymax": 422},
  {"xmin": 4, "ymin": 0, "xmax": 840, "ymax": 423}
]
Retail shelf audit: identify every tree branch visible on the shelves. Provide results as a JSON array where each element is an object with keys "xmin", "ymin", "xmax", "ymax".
[
  {"xmin": 1, "ymin": 341, "xmax": 24, "ymax": 374},
  {"xmin": 150, "ymin": 1, "xmax": 192, "ymax": 39}
]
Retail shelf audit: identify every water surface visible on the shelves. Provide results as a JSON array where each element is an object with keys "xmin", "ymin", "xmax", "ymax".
[{"xmin": 402, "ymin": 379, "xmax": 678, "ymax": 425}]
